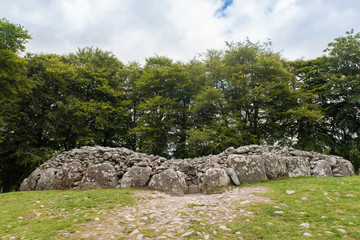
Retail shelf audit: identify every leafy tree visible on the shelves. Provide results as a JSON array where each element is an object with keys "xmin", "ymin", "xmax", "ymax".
[
  {"xmin": 290, "ymin": 57, "xmax": 332, "ymax": 153},
  {"xmin": 64, "ymin": 47, "xmax": 129, "ymax": 147},
  {"xmin": 323, "ymin": 30, "xmax": 360, "ymax": 170},
  {"xmin": 0, "ymin": 18, "xmax": 31, "ymax": 100},
  {"xmin": 132, "ymin": 56, "xmax": 194, "ymax": 157},
  {"xmin": 0, "ymin": 19, "xmax": 32, "ymax": 191}
]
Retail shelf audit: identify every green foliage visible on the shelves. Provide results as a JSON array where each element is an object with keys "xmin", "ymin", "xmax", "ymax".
[{"xmin": 0, "ymin": 18, "xmax": 31, "ymax": 52}]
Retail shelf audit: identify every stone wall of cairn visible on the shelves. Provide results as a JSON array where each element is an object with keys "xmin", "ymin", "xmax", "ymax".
[{"xmin": 20, "ymin": 145, "xmax": 356, "ymax": 195}]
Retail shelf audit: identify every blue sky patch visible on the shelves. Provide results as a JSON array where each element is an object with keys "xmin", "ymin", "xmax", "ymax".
[{"xmin": 215, "ymin": 0, "xmax": 234, "ymax": 17}]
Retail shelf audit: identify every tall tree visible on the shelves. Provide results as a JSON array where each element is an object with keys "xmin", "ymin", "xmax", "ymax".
[
  {"xmin": 323, "ymin": 30, "xmax": 360, "ymax": 170},
  {"xmin": 0, "ymin": 18, "xmax": 33, "ymax": 191},
  {"xmin": 132, "ymin": 56, "xmax": 195, "ymax": 157},
  {"xmin": 64, "ymin": 47, "xmax": 129, "ymax": 147}
]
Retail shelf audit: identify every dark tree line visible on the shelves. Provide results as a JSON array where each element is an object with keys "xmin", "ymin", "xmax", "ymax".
[{"xmin": 1, "ymin": 19, "xmax": 359, "ymax": 192}]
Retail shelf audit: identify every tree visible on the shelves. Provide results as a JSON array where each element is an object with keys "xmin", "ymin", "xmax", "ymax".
[
  {"xmin": 0, "ymin": 19, "xmax": 32, "ymax": 191},
  {"xmin": 290, "ymin": 57, "xmax": 332, "ymax": 153},
  {"xmin": 0, "ymin": 18, "xmax": 31, "ymax": 100},
  {"xmin": 132, "ymin": 56, "xmax": 195, "ymax": 157},
  {"xmin": 64, "ymin": 47, "xmax": 129, "ymax": 147},
  {"xmin": 323, "ymin": 30, "xmax": 360, "ymax": 170}
]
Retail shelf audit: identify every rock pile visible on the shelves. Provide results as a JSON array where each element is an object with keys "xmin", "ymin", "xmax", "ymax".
[{"xmin": 20, "ymin": 145, "xmax": 355, "ymax": 195}]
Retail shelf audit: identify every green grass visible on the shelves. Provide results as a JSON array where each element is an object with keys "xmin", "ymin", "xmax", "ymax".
[
  {"xmin": 0, "ymin": 188, "xmax": 135, "ymax": 239},
  {"xmin": 188, "ymin": 176, "xmax": 360, "ymax": 240}
]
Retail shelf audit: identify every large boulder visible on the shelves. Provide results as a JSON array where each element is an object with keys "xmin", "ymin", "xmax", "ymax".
[
  {"xmin": 336, "ymin": 160, "xmax": 353, "ymax": 177},
  {"xmin": 263, "ymin": 153, "xmax": 289, "ymax": 180},
  {"xmin": 285, "ymin": 156, "xmax": 311, "ymax": 177},
  {"xmin": 79, "ymin": 163, "xmax": 118, "ymax": 189},
  {"xmin": 53, "ymin": 162, "xmax": 83, "ymax": 190},
  {"xmin": 20, "ymin": 168, "xmax": 41, "ymax": 191},
  {"xmin": 149, "ymin": 169, "xmax": 187, "ymax": 196},
  {"xmin": 342, "ymin": 159, "xmax": 355, "ymax": 176},
  {"xmin": 36, "ymin": 168, "xmax": 57, "ymax": 190},
  {"xmin": 313, "ymin": 160, "xmax": 332, "ymax": 177},
  {"xmin": 200, "ymin": 168, "xmax": 230, "ymax": 194},
  {"xmin": 226, "ymin": 154, "xmax": 267, "ymax": 183},
  {"xmin": 121, "ymin": 166, "xmax": 152, "ymax": 188}
]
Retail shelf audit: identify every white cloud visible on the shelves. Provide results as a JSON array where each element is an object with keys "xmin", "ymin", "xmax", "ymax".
[{"xmin": 1, "ymin": 0, "xmax": 360, "ymax": 63}]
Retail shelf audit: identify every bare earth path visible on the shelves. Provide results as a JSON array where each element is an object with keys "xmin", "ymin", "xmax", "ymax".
[{"xmin": 67, "ymin": 186, "xmax": 271, "ymax": 239}]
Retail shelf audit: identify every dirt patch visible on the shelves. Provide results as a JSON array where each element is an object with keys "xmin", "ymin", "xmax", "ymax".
[{"xmin": 66, "ymin": 186, "xmax": 271, "ymax": 239}]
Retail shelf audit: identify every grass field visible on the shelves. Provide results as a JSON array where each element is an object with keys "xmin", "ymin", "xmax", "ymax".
[
  {"xmin": 202, "ymin": 176, "xmax": 360, "ymax": 240},
  {"xmin": 1, "ymin": 176, "xmax": 359, "ymax": 239},
  {"xmin": 0, "ymin": 188, "xmax": 135, "ymax": 239}
]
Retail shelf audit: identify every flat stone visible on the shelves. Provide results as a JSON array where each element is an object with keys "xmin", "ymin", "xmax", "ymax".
[
  {"xmin": 130, "ymin": 229, "xmax": 140, "ymax": 236},
  {"xmin": 299, "ymin": 223, "xmax": 309, "ymax": 229},
  {"xmin": 286, "ymin": 190, "xmax": 295, "ymax": 194},
  {"xmin": 181, "ymin": 231, "xmax": 194, "ymax": 237},
  {"xmin": 219, "ymin": 225, "xmax": 231, "ymax": 231}
]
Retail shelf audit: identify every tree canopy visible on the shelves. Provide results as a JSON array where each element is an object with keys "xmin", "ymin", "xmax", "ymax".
[{"xmin": 0, "ymin": 18, "xmax": 359, "ymax": 192}]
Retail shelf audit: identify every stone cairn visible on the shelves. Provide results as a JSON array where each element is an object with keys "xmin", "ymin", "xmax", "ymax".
[{"xmin": 20, "ymin": 145, "xmax": 355, "ymax": 195}]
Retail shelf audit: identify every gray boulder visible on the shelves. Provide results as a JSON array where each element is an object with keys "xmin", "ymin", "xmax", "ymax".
[
  {"xmin": 336, "ymin": 160, "xmax": 353, "ymax": 177},
  {"xmin": 20, "ymin": 168, "xmax": 41, "ymax": 191},
  {"xmin": 79, "ymin": 163, "xmax": 118, "ymax": 189},
  {"xmin": 225, "ymin": 168, "xmax": 240, "ymax": 185},
  {"xmin": 53, "ymin": 162, "xmax": 83, "ymax": 190},
  {"xmin": 227, "ymin": 154, "xmax": 267, "ymax": 183},
  {"xmin": 233, "ymin": 145, "xmax": 259, "ymax": 154},
  {"xmin": 286, "ymin": 157, "xmax": 311, "ymax": 177},
  {"xmin": 313, "ymin": 160, "xmax": 332, "ymax": 177},
  {"xmin": 121, "ymin": 166, "xmax": 152, "ymax": 188},
  {"xmin": 343, "ymin": 159, "xmax": 355, "ymax": 176},
  {"xmin": 263, "ymin": 153, "xmax": 289, "ymax": 180},
  {"xmin": 200, "ymin": 168, "xmax": 230, "ymax": 194},
  {"xmin": 149, "ymin": 169, "xmax": 187, "ymax": 196},
  {"xmin": 36, "ymin": 168, "xmax": 57, "ymax": 190}
]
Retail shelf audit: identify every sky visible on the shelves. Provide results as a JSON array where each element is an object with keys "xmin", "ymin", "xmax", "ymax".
[{"xmin": 1, "ymin": 0, "xmax": 360, "ymax": 64}]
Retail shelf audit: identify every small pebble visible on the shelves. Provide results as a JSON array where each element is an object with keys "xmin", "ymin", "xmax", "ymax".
[
  {"xmin": 325, "ymin": 231, "xmax": 334, "ymax": 235},
  {"xmin": 130, "ymin": 229, "xmax": 140, "ymax": 236},
  {"xmin": 274, "ymin": 211, "xmax": 284, "ymax": 215},
  {"xmin": 286, "ymin": 190, "xmax": 295, "ymax": 195},
  {"xmin": 337, "ymin": 229, "xmax": 347, "ymax": 234},
  {"xmin": 299, "ymin": 223, "xmax": 309, "ymax": 229},
  {"xmin": 136, "ymin": 234, "xmax": 144, "ymax": 240},
  {"xmin": 181, "ymin": 231, "xmax": 194, "ymax": 237},
  {"xmin": 219, "ymin": 225, "xmax": 231, "ymax": 231},
  {"xmin": 303, "ymin": 232, "xmax": 312, "ymax": 236}
]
